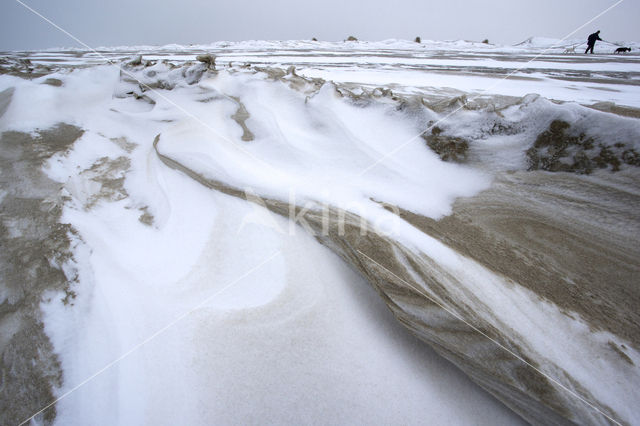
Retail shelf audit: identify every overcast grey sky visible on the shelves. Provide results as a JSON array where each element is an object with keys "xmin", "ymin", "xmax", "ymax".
[{"xmin": 1, "ymin": 0, "xmax": 638, "ymax": 50}]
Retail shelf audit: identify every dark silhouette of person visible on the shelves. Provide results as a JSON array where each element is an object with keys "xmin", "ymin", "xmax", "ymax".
[{"xmin": 585, "ymin": 30, "xmax": 602, "ymax": 54}]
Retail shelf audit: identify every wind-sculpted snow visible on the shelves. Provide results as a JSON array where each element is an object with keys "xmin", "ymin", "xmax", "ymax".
[
  {"xmin": 1, "ymin": 43, "xmax": 639, "ymax": 425},
  {"xmin": 147, "ymin": 67, "xmax": 640, "ymax": 424}
]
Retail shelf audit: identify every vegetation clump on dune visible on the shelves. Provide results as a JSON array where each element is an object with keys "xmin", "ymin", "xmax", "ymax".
[
  {"xmin": 422, "ymin": 126, "xmax": 469, "ymax": 162},
  {"xmin": 526, "ymin": 120, "xmax": 640, "ymax": 173}
]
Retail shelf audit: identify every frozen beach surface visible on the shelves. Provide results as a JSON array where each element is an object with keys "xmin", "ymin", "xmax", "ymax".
[{"xmin": 1, "ymin": 38, "xmax": 639, "ymax": 425}]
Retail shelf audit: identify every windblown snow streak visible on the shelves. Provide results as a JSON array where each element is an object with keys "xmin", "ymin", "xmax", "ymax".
[{"xmin": 1, "ymin": 39, "xmax": 639, "ymax": 425}]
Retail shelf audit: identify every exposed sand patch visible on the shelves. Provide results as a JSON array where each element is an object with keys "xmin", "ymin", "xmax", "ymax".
[
  {"xmin": 588, "ymin": 102, "xmax": 640, "ymax": 119},
  {"xmin": 80, "ymin": 156, "xmax": 131, "ymax": 208},
  {"xmin": 229, "ymin": 95, "xmax": 255, "ymax": 141},
  {"xmin": 0, "ymin": 124, "xmax": 84, "ymax": 425},
  {"xmin": 400, "ymin": 170, "xmax": 640, "ymax": 347}
]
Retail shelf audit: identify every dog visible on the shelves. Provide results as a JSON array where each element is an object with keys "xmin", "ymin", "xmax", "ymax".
[
  {"xmin": 614, "ymin": 47, "xmax": 631, "ymax": 54},
  {"xmin": 563, "ymin": 46, "xmax": 576, "ymax": 54}
]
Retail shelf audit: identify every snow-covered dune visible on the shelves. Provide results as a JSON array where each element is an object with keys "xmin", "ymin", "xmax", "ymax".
[{"xmin": 1, "ymin": 39, "xmax": 639, "ymax": 425}]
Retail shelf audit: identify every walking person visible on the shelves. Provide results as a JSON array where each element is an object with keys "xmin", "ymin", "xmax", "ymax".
[{"xmin": 585, "ymin": 30, "xmax": 602, "ymax": 54}]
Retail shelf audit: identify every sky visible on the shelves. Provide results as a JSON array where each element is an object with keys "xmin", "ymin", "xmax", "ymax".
[{"xmin": 0, "ymin": 0, "xmax": 638, "ymax": 50}]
